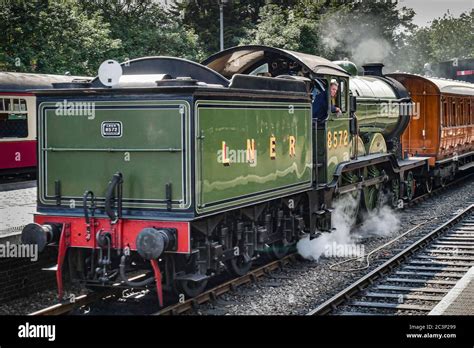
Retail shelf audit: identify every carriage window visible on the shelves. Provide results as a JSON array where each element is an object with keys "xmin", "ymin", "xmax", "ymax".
[
  {"xmin": 469, "ymin": 102, "xmax": 472, "ymax": 124},
  {"xmin": 461, "ymin": 100, "xmax": 469, "ymax": 125},
  {"xmin": 452, "ymin": 102, "xmax": 456, "ymax": 126},
  {"xmin": 442, "ymin": 102, "xmax": 448, "ymax": 127},
  {"xmin": 21, "ymin": 99, "xmax": 27, "ymax": 111},
  {"xmin": 0, "ymin": 98, "xmax": 28, "ymax": 138},
  {"xmin": 4, "ymin": 98, "xmax": 11, "ymax": 112}
]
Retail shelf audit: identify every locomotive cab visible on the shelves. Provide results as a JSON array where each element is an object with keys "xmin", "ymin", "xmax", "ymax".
[{"xmin": 203, "ymin": 45, "xmax": 353, "ymax": 186}]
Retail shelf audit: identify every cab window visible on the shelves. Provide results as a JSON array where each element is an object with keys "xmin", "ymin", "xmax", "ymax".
[{"xmin": 330, "ymin": 77, "xmax": 347, "ymax": 115}]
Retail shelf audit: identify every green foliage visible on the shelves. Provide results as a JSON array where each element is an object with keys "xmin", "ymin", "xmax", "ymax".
[
  {"xmin": 427, "ymin": 10, "xmax": 474, "ymax": 61},
  {"xmin": 79, "ymin": 0, "xmax": 204, "ymax": 62},
  {"xmin": 171, "ymin": 0, "xmax": 263, "ymax": 56},
  {"xmin": 0, "ymin": 0, "xmax": 204, "ymax": 75},
  {"xmin": 393, "ymin": 9, "xmax": 473, "ymax": 73},
  {"xmin": 238, "ymin": 0, "xmax": 417, "ymax": 67},
  {"xmin": 0, "ymin": 0, "xmax": 120, "ymax": 75},
  {"xmin": 0, "ymin": 0, "xmax": 471, "ymax": 76},
  {"xmin": 241, "ymin": 4, "xmax": 321, "ymax": 54}
]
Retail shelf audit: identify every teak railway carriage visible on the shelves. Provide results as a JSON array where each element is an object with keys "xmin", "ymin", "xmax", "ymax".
[
  {"xmin": 387, "ymin": 73, "xmax": 474, "ymax": 186},
  {"xmin": 0, "ymin": 73, "xmax": 87, "ymax": 176},
  {"xmin": 20, "ymin": 46, "xmax": 473, "ymax": 304}
]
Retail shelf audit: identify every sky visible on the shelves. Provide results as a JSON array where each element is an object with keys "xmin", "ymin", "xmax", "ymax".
[{"xmin": 397, "ymin": 0, "xmax": 473, "ymax": 27}]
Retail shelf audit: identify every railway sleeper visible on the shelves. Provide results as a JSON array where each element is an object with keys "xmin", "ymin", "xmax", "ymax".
[{"xmin": 349, "ymin": 301, "xmax": 433, "ymax": 311}]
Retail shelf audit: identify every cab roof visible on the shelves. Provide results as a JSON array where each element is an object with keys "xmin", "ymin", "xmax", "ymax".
[{"xmin": 202, "ymin": 45, "xmax": 350, "ymax": 79}]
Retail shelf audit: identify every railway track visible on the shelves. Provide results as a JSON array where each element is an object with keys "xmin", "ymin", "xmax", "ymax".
[
  {"xmin": 29, "ymin": 274, "xmax": 149, "ymax": 316},
  {"xmin": 307, "ymin": 204, "xmax": 474, "ymax": 315},
  {"xmin": 154, "ymin": 254, "xmax": 297, "ymax": 315},
  {"xmin": 27, "ymin": 173, "xmax": 474, "ymax": 316},
  {"xmin": 28, "ymin": 254, "xmax": 299, "ymax": 316}
]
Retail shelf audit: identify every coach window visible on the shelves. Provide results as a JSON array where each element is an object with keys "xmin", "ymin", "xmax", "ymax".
[
  {"xmin": 469, "ymin": 101, "xmax": 472, "ymax": 124},
  {"xmin": 452, "ymin": 100, "xmax": 456, "ymax": 126},
  {"xmin": 461, "ymin": 100, "xmax": 466, "ymax": 125},
  {"xmin": 0, "ymin": 97, "xmax": 28, "ymax": 138},
  {"xmin": 442, "ymin": 100, "xmax": 448, "ymax": 127}
]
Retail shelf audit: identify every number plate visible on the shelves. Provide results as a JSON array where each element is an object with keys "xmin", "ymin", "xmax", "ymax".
[{"xmin": 101, "ymin": 121, "xmax": 122, "ymax": 138}]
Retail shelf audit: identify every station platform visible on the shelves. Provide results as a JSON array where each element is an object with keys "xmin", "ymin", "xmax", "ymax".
[
  {"xmin": 429, "ymin": 266, "xmax": 474, "ymax": 315},
  {"xmin": 0, "ymin": 185, "xmax": 36, "ymax": 239}
]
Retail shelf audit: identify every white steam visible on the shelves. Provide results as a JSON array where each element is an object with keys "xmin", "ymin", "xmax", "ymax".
[
  {"xmin": 297, "ymin": 194, "xmax": 400, "ymax": 261},
  {"xmin": 357, "ymin": 205, "xmax": 400, "ymax": 238},
  {"xmin": 351, "ymin": 39, "xmax": 392, "ymax": 67},
  {"xmin": 319, "ymin": 10, "xmax": 393, "ymax": 67}
]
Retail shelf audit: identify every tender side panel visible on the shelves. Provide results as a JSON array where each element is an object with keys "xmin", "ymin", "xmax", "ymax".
[
  {"xmin": 195, "ymin": 100, "xmax": 312, "ymax": 213},
  {"xmin": 38, "ymin": 100, "xmax": 191, "ymax": 210}
]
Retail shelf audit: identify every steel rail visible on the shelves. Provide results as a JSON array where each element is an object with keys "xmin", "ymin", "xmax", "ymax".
[{"xmin": 307, "ymin": 204, "xmax": 474, "ymax": 315}]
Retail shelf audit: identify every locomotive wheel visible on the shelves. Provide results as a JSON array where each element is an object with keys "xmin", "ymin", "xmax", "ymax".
[
  {"xmin": 406, "ymin": 171, "xmax": 415, "ymax": 200},
  {"xmin": 363, "ymin": 185, "xmax": 381, "ymax": 211},
  {"xmin": 389, "ymin": 178, "xmax": 400, "ymax": 208},
  {"xmin": 227, "ymin": 255, "xmax": 252, "ymax": 277},
  {"xmin": 440, "ymin": 176, "xmax": 448, "ymax": 188},
  {"xmin": 270, "ymin": 241, "xmax": 291, "ymax": 259},
  {"xmin": 339, "ymin": 171, "xmax": 361, "ymax": 224},
  {"xmin": 362, "ymin": 166, "xmax": 381, "ymax": 211},
  {"xmin": 425, "ymin": 177, "xmax": 433, "ymax": 194},
  {"xmin": 175, "ymin": 279, "xmax": 208, "ymax": 298}
]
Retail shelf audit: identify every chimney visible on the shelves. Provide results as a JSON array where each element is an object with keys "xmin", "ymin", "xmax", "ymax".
[{"xmin": 362, "ymin": 63, "xmax": 384, "ymax": 77}]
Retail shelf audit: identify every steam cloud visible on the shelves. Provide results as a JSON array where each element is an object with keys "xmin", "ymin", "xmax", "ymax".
[
  {"xmin": 319, "ymin": 10, "xmax": 393, "ymax": 68},
  {"xmin": 297, "ymin": 195, "xmax": 400, "ymax": 261}
]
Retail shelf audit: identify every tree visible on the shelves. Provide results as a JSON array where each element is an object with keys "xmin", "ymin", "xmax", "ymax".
[
  {"xmin": 241, "ymin": 4, "xmax": 321, "ymax": 54},
  {"xmin": 392, "ymin": 9, "xmax": 473, "ymax": 74},
  {"xmin": 238, "ymin": 0, "xmax": 416, "ymax": 67},
  {"xmin": 171, "ymin": 0, "xmax": 303, "ymax": 56},
  {"xmin": 79, "ymin": 0, "xmax": 204, "ymax": 62},
  {"xmin": 0, "ymin": 0, "xmax": 120, "ymax": 75},
  {"xmin": 427, "ymin": 10, "xmax": 474, "ymax": 62}
]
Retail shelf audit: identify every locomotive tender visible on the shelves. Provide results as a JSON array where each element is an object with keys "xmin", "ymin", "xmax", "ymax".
[{"xmin": 21, "ymin": 46, "xmax": 472, "ymax": 304}]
